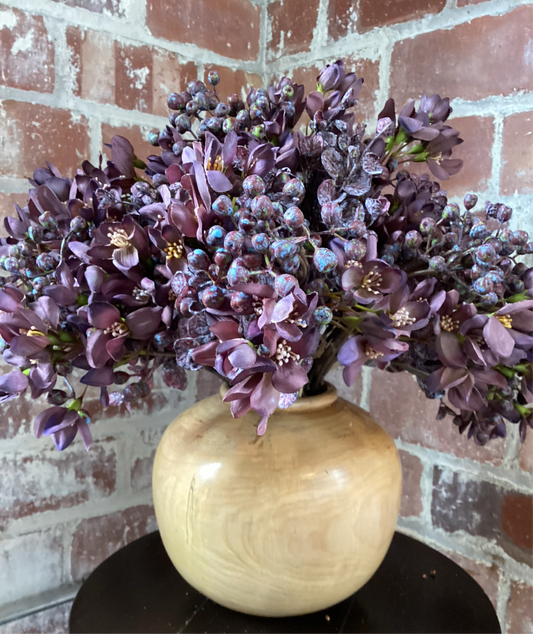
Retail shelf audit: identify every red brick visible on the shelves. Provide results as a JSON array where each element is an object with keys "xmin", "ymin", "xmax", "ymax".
[
  {"xmin": 0, "ymin": 602, "xmax": 72, "ymax": 634},
  {"xmin": 66, "ymin": 27, "xmax": 115, "ymax": 104},
  {"xmin": 520, "ymin": 431, "xmax": 533, "ymax": 473},
  {"xmin": 268, "ymin": 0, "xmax": 319, "ymax": 59},
  {"xmin": 390, "ymin": 7, "xmax": 533, "ymax": 103},
  {"xmin": 443, "ymin": 551, "xmax": 499, "ymax": 610},
  {"xmin": 500, "ymin": 111, "xmax": 533, "ymax": 196},
  {"xmin": 147, "ymin": 0, "xmax": 260, "ymax": 61},
  {"xmin": 432, "ymin": 467, "xmax": 532, "ymax": 566},
  {"xmin": 152, "ymin": 52, "xmax": 197, "ymax": 118},
  {"xmin": 0, "ymin": 528, "xmax": 64, "ymax": 605},
  {"xmin": 83, "ymin": 388, "xmax": 183, "ymax": 422},
  {"xmin": 0, "ymin": 101, "xmax": 90, "ymax": 178},
  {"xmin": 0, "ymin": 6, "xmax": 54, "ymax": 93},
  {"xmin": 0, "ymin": 439, "xmax": 116, "ymax": 524},
  {"xmin": 70, "ymin": 505, "xmax": 157, "ymax": 581},
  {"xmin": 398, "ymin": 450, "xmax": 423, "ymax": 517},
  {"xmin": 196, "ymin": 369, "xmax": 223, "ymax": 402},
  {"xmin": 101, "ymin": 122, "xmax": 156, "ymax": 168},
  {"xmin": 204, "ymin": 65, "xmax": 263, "ymax": 103},
  {"xmin": 368, "ymin": 371, "xmax": 506, "ymax": 465},
  {"xmin": 115, "ymin": 42, "xmax": 153, "ymax": 114},
  {"xmin": 502, "ymin": 493, "xmax": 533, "ymax": 550},
  {"xmin": 358, "ymin": 0, "xmax": 445, "ymax": 32},
  {"xmin": 440, "ymin": 116, "xmax": 493, "ymax": 197},
  {"xmin": 51, "ymin": 0, "xmax": 124, "ymax": 15},
  {"xmin": 290, "ymin": 57, "xmax": 380, "ymax": 124},
  {"xmin": 508, "ymin": 582, "xmax": 533, "ymax": 634}
]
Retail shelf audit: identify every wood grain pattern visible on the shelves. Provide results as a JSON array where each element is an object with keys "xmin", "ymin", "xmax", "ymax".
[{"xmin": 152, "ymin": 384, "xmax": 402, "ymax": 617}]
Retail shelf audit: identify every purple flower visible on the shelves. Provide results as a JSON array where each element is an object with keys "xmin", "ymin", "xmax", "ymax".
[
  {"xmin": 342, "ymin": 260, "xmax": 404, "ymax": 305},
  {"xmin": 34, "ymin": 406, "xmax": 92, "ymax": 451}
]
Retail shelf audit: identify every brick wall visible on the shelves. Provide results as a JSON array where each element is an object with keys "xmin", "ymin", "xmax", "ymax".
[{"xmin": 0, "ymin": 0, "xmax": 532, "ymax": 632}]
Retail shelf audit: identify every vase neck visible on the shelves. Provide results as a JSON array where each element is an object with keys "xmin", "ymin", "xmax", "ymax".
[{"xmin": 219, "ymin": 382, "xmax": 338, "ymax": 414}]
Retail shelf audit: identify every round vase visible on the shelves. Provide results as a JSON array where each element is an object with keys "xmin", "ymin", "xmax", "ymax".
[{"xmin": 152, "ymin": 382, "xmax": 402, "ymax": 617}]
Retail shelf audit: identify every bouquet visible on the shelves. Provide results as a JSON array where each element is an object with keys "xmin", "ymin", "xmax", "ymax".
[{"xmin": 0, "ymin": 60, "xmax": 531, "ymax": 451}]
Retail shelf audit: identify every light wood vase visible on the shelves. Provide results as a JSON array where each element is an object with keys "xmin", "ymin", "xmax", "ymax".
[{"xmin": 152, "ymin": 382, "xmax": 402, "ymax": 617}]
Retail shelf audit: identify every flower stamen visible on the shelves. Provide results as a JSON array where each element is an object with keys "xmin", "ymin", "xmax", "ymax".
[
  {"xmin": 496, "ymin": 314, "xmax": 512, "ymax": 329},
  {"xmin": 104, "ymin": 321, "xmax": 129, "ymax": 338},
  {"xmin": 361, "ymin": 268, "xmax": 383, "ymax": 295},
  {"xmin": 441, "ymin": 315, "xmax": 460, "ymax": 332},
  {"xmin": 364, "ymin": 344, "xmax": 384, "ymax": 360},
  {"xmin": 164, "ymin": 240, "xmax": 184, "ymax": 260},
  {"xmin": 391, "ymin": 307, "xmax": 416, "ymax": 328},
  {"xmin": 108, "ymin": 228, "xmax": 130, "ymax": 249},
  {"xmin": 275, "ymin": 340, "xmax": 300, "ymax": 365}
]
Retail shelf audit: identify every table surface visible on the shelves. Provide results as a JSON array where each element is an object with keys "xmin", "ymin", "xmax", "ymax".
[{"xmin": 69, "ymin": 531, "xmax": 501, "ymax": 634}]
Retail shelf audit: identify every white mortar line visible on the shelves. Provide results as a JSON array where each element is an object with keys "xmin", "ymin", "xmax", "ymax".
[
  {"xmin": 312, "ymin": 0, "xmax": 329, "ymax": 50},
  {"xmin": 394, "ymin": 438, "xmax": 533, "ymax": 494},
  {"xmin": 490, "ymin": 114, "xmax": 505, "ymax": 195},
  {"xmin": 496, "ymin": 573, "xmax": 512, "ymax": 633},
  {"xmin": 359, "ymin": 365, "xmax": 372, "ymax": 410},
  {"xmin": 0, "ymin": 584, "xmax": 80, "ymax": 626}
]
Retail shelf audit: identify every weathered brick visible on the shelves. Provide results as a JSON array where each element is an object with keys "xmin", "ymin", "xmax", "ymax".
[
  {"xmin": 0, "ymin": 5, "xmax": 54, "ymax": 93},
  {"xmin": 368, "ymin": 371, "xmax": 506, "ymax": 465},
  {"xmin": 500, "ymin": 111, "xmax": 533, "ymax": 196},
  {"xmin": 0, "ymin": 439, "xmax": 116, "ymax": 524},
  {"xmin": 0, "ymin": 528, "xmax": 64, "ymax": 605},
  {"xmin": 502, "ymin": 493, "xmax": 533, "ymax": 550},
  {"xmin": 70, "ymin": 505, "xmax": 157, "ymax": 582},
  {"xmin": 327, "ymin": 0, "xmax": 357, "ymax": 41},
  {"xmin": 152, "ymin": 52, "xmax": 197, "ymax": 118},
  {"xmin": 130, "ymin": 428, "xmax": 164, "ymax": 492},
  {"xmin": 431, "ymin": 467, "xmax": 532, "ymax": 566},
  {"xmin": 0, "ymin": 602, "xmax": 72, "ymax": 634},
  {"xmin": 115, "ymin": 42, "xmax": 153, "ymax": 114},
  {"xmin": 289, "ymin": 57, "xmax": 380, "ymax": 124},
  {"xmin": 457, "ymin": 0, "xmax": 486, "ymax": 5},
  {"xmin": 398, "ymin": 450, "xmax": 423, "ymax": 517},
  {"xmin": 508, "ymin": 582, "xmax": 533, "ymax": 634},
  {"xmin": 147, "ymin": 0, "xmax": 260, "ymax": 61},
  {"xmin": 0, "ymin": 388, "xmax": 48, "ymax": 440},
  {"xmin": 443, "ymin": 551, "xmax": 499, "ymax": 610},
  {"xmin": 390, "ymin": 6, "xmax": 533, "ymax": 103},
  {"xmin": 203, "ymin": 65, "xmax": 263, "ymax": 103},
  {"xmin": 0, "ymin": 101, "xmax": 90, "ymax": 178},
  {"xmin": 101, "ymin": 122, "xmax": 155, "ymax": 167},
  {"xmin": 439, "ymin": 115, "xmax": 494, "ymax": 197},
  {"xmin": 358, "ymin": 0, "xmax": 445, "ymax": 32},
  {"xmin": 268, "ymin": 0, "xmax": 319, "ymax": 59},
  {"xmin": 196, "ymin": 369, "xmax": 223, "ymax": 402},
  {"xmin": 66, "ymin": 26, "xmax": 115, "ymax": 104},
  {"xmin": 51, "ymin": 0, "xmax": 124, "ymax": 16}
]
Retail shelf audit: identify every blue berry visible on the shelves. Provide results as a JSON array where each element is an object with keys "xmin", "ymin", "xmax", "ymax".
[{"xmin": 313, "ymin": 248, "xmax": 337, "ymax": 273}]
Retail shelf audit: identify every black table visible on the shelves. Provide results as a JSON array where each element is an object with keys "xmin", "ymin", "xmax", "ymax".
[{"xmin": 69, "ymin": 531, "xmax": 500, "ymax": 633}]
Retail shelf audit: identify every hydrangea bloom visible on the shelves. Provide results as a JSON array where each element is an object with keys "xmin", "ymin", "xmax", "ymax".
[{"xmin": 0, "ymin": 60, "xmax": 531, "ymax": 450}]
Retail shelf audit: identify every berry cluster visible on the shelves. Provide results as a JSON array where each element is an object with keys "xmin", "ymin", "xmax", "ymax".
[{"xmin": 0, "ymin": 60, "xmax": 531, "ymax": 450}]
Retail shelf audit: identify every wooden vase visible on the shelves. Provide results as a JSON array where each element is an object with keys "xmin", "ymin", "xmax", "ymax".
[{"xmin": 152, "ymin": 382, "xmax": 402, "ymax": 617}]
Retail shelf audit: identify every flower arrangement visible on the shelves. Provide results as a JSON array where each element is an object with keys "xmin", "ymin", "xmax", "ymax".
[{"xmin": 0, "ymin": 60, "xmax": 531, "ymax": 451}]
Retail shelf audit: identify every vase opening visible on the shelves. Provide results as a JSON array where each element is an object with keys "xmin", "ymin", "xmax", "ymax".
[{"xmin": 219, "ymin": 381, "xmax": 338, "ymax": 415}]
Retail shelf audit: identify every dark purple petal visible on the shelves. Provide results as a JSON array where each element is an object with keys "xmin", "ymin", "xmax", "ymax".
[
  {"xmin": 114, "ymin": 244, "xmax": 139, "ymax": 271},
  {"xmin": 43, "ymin": 285, "xmax": 77, "ymax": 306},
  {"xmin": 0, "ymin": 369, "xmax": 29, "ymax": 393},
  {"xmin": 10, "ymin": 334, "xmax": 49, "ymax": 357},
  {"xmin": 250, "ymin": 373, "xmax": 279, "ymax": 417},
  {"xmin": 81, "ymin": 367, "xmax": 115, "ymax": 387},
  {"xmin": 483, "ymin": 317, "xmax": 515, "ymax": 358},
  {"xmin": 206, "ymin": 170, "xmax": 232, "ymax": 192},
  {"xmin": 86, "ymin": 330, "xmax": 112, "ymax": 368},
  {"xmin": 34, "ymin": 406, "xmax": 67, "ymax": 438},
  {"xmin": 88, "ymin": 303, "xmax": 121, "ymax": 329},
  {"xmin": 272, "ymin": 360, "xmax": 308, "ymax": 393},
  {"xmin": 211, "ymin": 320, "xmax": 240, "ymax": 341},
  {"xmin": 228, "ymin": 343, "xmax": 257, "ymax": 369},
  {"xmin": 436, "ymin": 332, "xmax": 466, "ymax": 368},
  {"xmin": 126, "ymin": 307, "xmax": 163, "ymax": 339},
  {"xmin": 191, "ymin": 341, "xmax": 217, "ymax": 366},
  {"xmin": 111, "ymin": 135, "xmax": 136, "ymax": 178}
]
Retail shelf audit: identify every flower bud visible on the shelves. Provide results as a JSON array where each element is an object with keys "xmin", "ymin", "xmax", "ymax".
[{"xmin": 463, "ymin": 193, "xmax": 478, "ymax": 210}]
